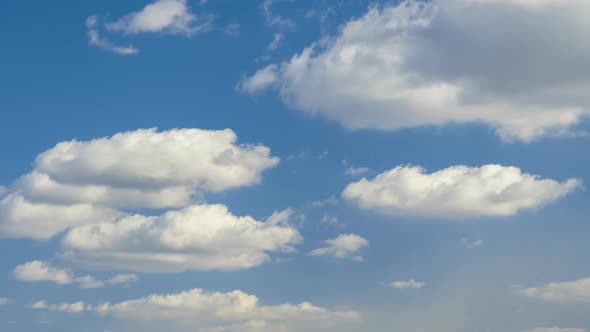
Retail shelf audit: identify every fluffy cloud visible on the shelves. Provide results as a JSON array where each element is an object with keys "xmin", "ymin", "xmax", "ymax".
[
  {"xmin": 517, "ymin": 277, "xmax": 590, "ymax": 303},
  {"xmin": 13, "ymin": 261, "xmax": 138, "ymax": 288},
  {"xmin": 309, "ymin": 234, "xmax": 368, "ymax": 261},
  {"xmin": 243, "ymin": 0, "xmax": 590, "ymax": 141},
  {"xmin": 13, "ymin": 261, "xmax": 74, "ymax": 285},
  {"xmin": 61, "ymin": 204, "xmax": 301, "ymax": 273},
  {"xmin": 0, "ymin": 128, "xmax": 279, "ymax": 239},
  {"xmin": 106, "ymin": 0, "xmax": 212, "ymax": 36},
  {"xmin": 389, "ymin": 280, "xmax": 425, "ymax": 289},
  {"xmin": 342, "ymin": 164, "xmax": 580, "ymax": 218},
  {"xmin": 41, "ymin": 288, "xmax": 359, "ymax": 331},
  {"xmin": 0, "ymin": 297, "xmax": 9, "ymax": 305},
  {"xmin": 521, "ymin": 328, "xmax": 585, "ymax": 332},
  {"xmin": 0, "ymin": 194, "xmax": 121, "ymax": 239}
]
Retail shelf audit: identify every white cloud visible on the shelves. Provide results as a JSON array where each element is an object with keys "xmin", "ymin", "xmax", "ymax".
[
  {"xmin": 0, "ymin": 194, "xmax": 121, "ymax": 239},
  {"xmin": 32, "ymin": 288, "xmax": 359, "ymax": 331},
  {"xmin": 61, "ymin": 204, "xmax": 302, "ymax": 273},
  {"xmin": 13, "ymin": 261, "xmax": 138, "ymax": 288},
  {"xmin": 262, "ymin": 0, "xmax": 295, "ymax": 31},
  {"xmin": 309, "ymin": 234, "xmax": 368, "ymax": 261},
  {"xmin": 517, "ymin": 277, "xmax": 590, "ymax": 303},
  {"xmin": 243, "ymin": 0, "xmax": 590, "ymax": 142},
  {"xmin": 521, "ymin": 328, "xmax": 585, "ymax": 332},
  {"xmin": 13, "ymin": 261, "xmax": 73, "ymax": 285},
  {"xmin": 267, "ymin": 33, "xmax": 284, "ymax": 51},
  {"xmin": 107, "ymin": 274, "xmax": 139, "ymax": 285},
  {"xmin": 224, "ymin": 23, "xmax": 240, "ymax": 37},
  {"xmin": 106, "ymin": 0, "xmax": 212, "ymax": 36},
  {"xmin": 31, "ymin": 300, "xmax": 48, "ymax": 309},
  {"xmin": 45, "ymin": 301, "xmax": 87, "ymax": 313},
  {"xmin": 0, "ymin": 297, "xmax": 9, "ymax": 305},
  {"xmin": 86, "ymin": 16, "xmax": 139, "ymax": 55},
  {"xmin": 342, "ymin": 164, "xmax": 581, "ymax": 218},
  {"xmin": 461, "ymin": 238, "xmax": 484, "ymax": 249},
  {"xmin": 389, "ymin": 280, "xmax": 425, "ymax": 289},
  {"xmin": 344, "ymin": 166, "xmax": 368, "ymax": 177},
  {"xmin": 238, "ymin": 64, "xmax": 280, "ymax": 95},
  {"xmin": 95, "ymin": 288, "xmax": 360, "ymax": 330},
  {"xmin": 0, "ymin": 128, "xmax": 279, "ymax": 239}
]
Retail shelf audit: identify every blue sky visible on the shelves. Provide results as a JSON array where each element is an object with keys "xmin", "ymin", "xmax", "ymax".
[{"xmin": 1, "ymin": 1, "xmax": 590, "ymax": 331}]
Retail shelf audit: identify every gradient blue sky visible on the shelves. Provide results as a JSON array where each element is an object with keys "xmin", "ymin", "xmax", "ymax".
[{"xmin": 1, "ymin": 1, "xmax": 589, "ymax": 331}]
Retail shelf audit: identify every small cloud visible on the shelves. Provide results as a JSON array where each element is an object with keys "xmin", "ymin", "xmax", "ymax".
[
  {"xmin": 31, "ymin": 301, "xmax": 48, "ymax": 309},
  {"xmin": 267, "ymin": 33, "xmax": 283, "ymax": 50},
  {"xmin": 311, "ymin": 196, "xmax": 338, "ymax": 207},
  {"xmin": 13, "ymin": 261, "xmax": 138, "ymax": 289},
  {"xmin": 345, "ymin": 166, "xmax": 369, "ymax": 177},
  {"xmin": 238, "ymin": 64, "xmax": 279, "ymax": 94},
  {"xmin": 224, "ymin": 23, "xmax": 240, "ymax": 37},
  {"xmin": 461, "ymin": 237, "xmax": 483, "ymax": 249},
  {"xmin": 389, "ymin": 279, "xmax": 425, "ymax": 289},
  {"xmin": 0, "ymin": 297, "xmax": 10, "ymax": 305},
  {"xmin": 106, "ymin": 0, "xmax": 212, "ymax": 36},
  {"xmin": 309, "ymin": 234, "xmax": 368, "ymax": 261}
]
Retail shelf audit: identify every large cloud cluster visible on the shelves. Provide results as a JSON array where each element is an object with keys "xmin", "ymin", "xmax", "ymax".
[
  {"xmin": 0, "ymin": 128, "xmax": 298, "ymax": 272},
  {"xmin": 241, "ymin": 0, "xmax": 590, "ymax": 141}
]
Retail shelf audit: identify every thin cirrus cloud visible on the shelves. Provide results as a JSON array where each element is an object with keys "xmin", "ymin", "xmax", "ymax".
[
  {"xmin": 240, "ymin": 0, "xmax": 590, "ymax": 142},
  {"xmin": 309, "ymin": 233, "xmax": 368, "ymax": 261},
  {"xmin": 516, "ymin": 276, "xmax": 590, "ymax": 303},
  {"xmin": 32, "ymin": 288, "xmax": 361, "ymax": 331},
  {"xmin": 0, "ymin": 128, "xmax": 279, "ymax": 239},
  {"xmin": 342, "ymin": 164, "xmax": 581, "ymax": 218},
  {"xmin": 86, "ymin": 16, "xmax": 139, "ymax": 55},
  {"xmin": 60, "ymin": 205, "xmax": 302, "ymax": 273},
  {"xmin": 13, "ymin": 260, "xmax": 138, "ymax": 289}
]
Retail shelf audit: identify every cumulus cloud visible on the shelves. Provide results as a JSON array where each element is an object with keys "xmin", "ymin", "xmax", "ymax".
[
  {"xmin": 0, "ymin": 128, "xmax": 279, "ymax": 239},
  {"xmin": 0, "ymin": 297, "xmax": 9, "ymax": 305},
  {"xmin": 13, "ymin": 261, "xmax": 138, "ymax": 289},
  {"xmin": 106, "ymin": 0, "xmax": 212, "ymax": 36},
  {"xmin": 0, "ymin": 194, "xmax": 121, "ymax": 239},
  {"xmin": 517, "ymin": 277, "xmax": 590, "ymax": 303},
  {"xmin": 521, "ymin": 328, "xmax": 585, "ymax": 332},
  {"xmin": 61, "ymin": 204, "xmax": 302, "ymax": 273},
  {"xmin": 309, "ymin": 234, "xmax": 368, "ymax": 261},
  {"xmin": 13, "ymin": 261, "xmax": 74, "ymax": 285},
  {"xmin": 242, "ymin": 0, "xmax": 590, "ymax": 141},
  {"xmin": 342, "ymin": 164, "xmax": 581, "ymax": 218},
  {"xmin": 34, "ymin": 288, "xmax": 360, "ymax": 331},
  {"xmin": 389, "ymin": 280, "xmax": 425, "ymax": 289}
]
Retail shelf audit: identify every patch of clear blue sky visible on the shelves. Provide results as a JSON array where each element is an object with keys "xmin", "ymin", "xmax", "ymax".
[{"xmin": 0, "ymin": 0, "xmax": 589, "ymax": 331}]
